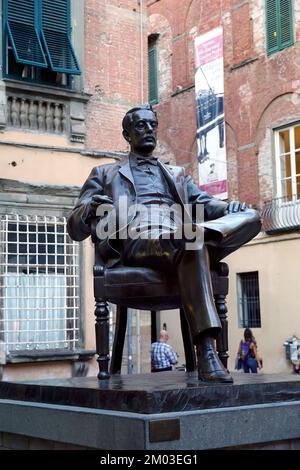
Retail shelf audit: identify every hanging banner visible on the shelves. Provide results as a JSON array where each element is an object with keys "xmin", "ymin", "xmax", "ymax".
[{"xmin": 194, "ymin": 27, "xmax": 227, "ymax": 199}]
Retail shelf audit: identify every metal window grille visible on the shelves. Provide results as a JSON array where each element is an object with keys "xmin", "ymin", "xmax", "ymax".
[
  {"xmin": 237, "ymin": 272, "xmax": 261, "ymax": 328},
  {"xmin": 0, "ymin": 214, "xmax": 80, "ymax": 354}
]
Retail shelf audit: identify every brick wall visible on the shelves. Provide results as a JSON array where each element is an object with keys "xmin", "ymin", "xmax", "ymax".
[
  {"xmin": 147, "ymin": 0, "xmax": 300, "ymax": 207},
  {"xmin": 84, "ymin": 0, "xmax": 147, "ymax": 153},
  {"xmin": 76, "ymin": 0, "xmax": 300, "ymax": 205}
]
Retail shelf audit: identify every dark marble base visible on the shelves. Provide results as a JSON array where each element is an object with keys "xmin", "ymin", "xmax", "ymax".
[{"xmin": 0, "ymin": 372, "xmax": 300, "ymax": 414}]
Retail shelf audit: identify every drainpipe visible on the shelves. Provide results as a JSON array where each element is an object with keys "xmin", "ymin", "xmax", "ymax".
[
  {"xmin": 139, "ymin": 0, "xmax": 144, "ymax": 103},
  {"xmin": 127, "ymin": 308, "xmax": 133, "ymax": 374},
  {"xmin": 136, "ymin": 309, "xmax": 141, "ymax": 373}
]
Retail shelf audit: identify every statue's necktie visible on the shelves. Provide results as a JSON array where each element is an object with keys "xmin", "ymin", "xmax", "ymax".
[{"xmin": 136, "ymin": 157, "xmax": 158, "ymax": 166}]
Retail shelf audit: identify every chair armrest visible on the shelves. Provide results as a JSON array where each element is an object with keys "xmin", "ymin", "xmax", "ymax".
[
  {"xmin": 211, "ymin": 262, "xmax": 229, "ymax": 296},
  {"xmin": 90, "ymin": 218, "xmax": 99, "ymax": 243}
]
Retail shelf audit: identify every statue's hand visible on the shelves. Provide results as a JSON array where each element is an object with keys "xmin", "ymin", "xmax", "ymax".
[
  {"xmin": 227, "ymin": 201, "xmax": 247, "ymax": 213},
  {"xmin": 88, "ymin": 195, "xmax": 114, "ymax": 220},
  {"xmin": 91, "ymin": 194, "xmax": 114, "ymax": 206}
]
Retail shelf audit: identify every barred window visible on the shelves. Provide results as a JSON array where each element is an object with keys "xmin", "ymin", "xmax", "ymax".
[
  {"xmin": 0, "ymin": 214, "xmax": 80, "ymax": 355},
  {"xmin": 237, "ymin": 272, "xmax": 261, "ymax": 328}
]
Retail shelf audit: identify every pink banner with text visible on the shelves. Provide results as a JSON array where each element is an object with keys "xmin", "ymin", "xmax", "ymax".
[{"xmin": 194, "ymin": 27, "xmax": 228, "ymax": 199}]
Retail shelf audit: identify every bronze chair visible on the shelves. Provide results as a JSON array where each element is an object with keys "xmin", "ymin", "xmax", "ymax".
[{"xmin": 92, "ymin": 228, "xmax": 230, "ymax": 379}]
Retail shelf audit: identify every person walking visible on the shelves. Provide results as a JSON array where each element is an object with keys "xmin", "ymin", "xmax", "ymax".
[
  {"xmin": 238, "ymin": 328, "xmax": 262, "ymax": 373},
  {"xmin": 151, "ymin": 330, "xmax": 178, "ymax": 372}
]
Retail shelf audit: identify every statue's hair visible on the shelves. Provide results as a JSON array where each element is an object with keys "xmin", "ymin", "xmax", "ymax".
[{"xmin": 122, "ymin": 104, "xmax": 157, "ymax": 131}]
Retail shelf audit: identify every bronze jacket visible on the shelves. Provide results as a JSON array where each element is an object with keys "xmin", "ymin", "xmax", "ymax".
[{"xmin": 67, "ymin": 156, "xmax": 228, "ymax": 261}]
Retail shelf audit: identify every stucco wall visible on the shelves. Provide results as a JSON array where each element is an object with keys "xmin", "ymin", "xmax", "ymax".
[
  {"xmin": 226, "ymin": 232, "xmax": 300, "ymax": 374},
  {"xmin": 0, "ymin": 135, "xmax": 116, "ymax": 381}
]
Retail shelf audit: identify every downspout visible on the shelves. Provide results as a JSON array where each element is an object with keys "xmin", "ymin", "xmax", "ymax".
[
  {"xmin": 136, "ymin": 0, "xmax": 144, "ymax": 373},
  {"xmin": 127, "ymin": 308, "xmax": 133, "ymax": 374},
  {"xmin": 136, "ymin": 310, "xmax": 141, "ymax": 373},
  {"xmin": 139, "ymin": 0, "xmax": 144, "ymax": 103}
]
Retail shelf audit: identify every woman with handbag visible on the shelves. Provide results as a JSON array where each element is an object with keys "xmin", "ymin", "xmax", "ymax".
[{"xmin": 236, "ymin": 328, "xmax": 262, "ymax": 373}]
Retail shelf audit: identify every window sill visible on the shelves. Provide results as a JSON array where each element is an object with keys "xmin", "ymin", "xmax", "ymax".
[
  {"xmin": 266, "ymin": 42, "xmax": 294, "ymax": 58},
  {"xmin": 171, "ymin": 84, "xmax": 195, "ymax": 97},
  {"xmin": 6, "ymin": 348, "xmax": 96, "ymax": 364},
  {"xmin": 2, "ymin": 78, "xmax": 91, "ymax": 102},
  {"xmin": 230, "ymin": 56, "xmax": 259, "ymax": 71}
]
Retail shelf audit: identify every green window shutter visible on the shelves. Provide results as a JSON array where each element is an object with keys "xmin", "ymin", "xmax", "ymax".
[
  {"xmin": 279, "ymin": 0, "xmax": 293, "ymax": 47},
  {"xmin": 266, "ymin": 0, "xmax": 278, "ymax": 53},
  {"xmin": 5, "ymin": 0, "xmax": 48, "ymax": 67},
  {"xmin": 41, "ymin": 0, "xmax": 81, "ymax": 74},
  {"xmin": 266, "ymin": 0, "xmax": 293, "ymax": 54},
  {"xmin": 148, "ymin": 46, "xmax": 158, "ymax": 105}
]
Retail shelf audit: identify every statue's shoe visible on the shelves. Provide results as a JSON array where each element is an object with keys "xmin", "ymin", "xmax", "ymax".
[{"xmin": 197, "ymin": 347, "xmax": 233, "ymax": 384}]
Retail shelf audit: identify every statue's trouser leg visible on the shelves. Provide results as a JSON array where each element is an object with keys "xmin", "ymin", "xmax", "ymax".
[
  {"xmin": 177, "ymin": 209, "xmax": 261, "ymax": 340},
  {"xmin": 177, "ymin": 245, "xmax": 221, "ymax": 342},
  {"xmin": 121, "ymin": 233, "xmax": 231, "ymax": 381},
  {"xmin": 176, "ymin": 245, "xmax": 232, "ymax": 382},
  {"xmin": 122, "ymin": 232, "xmax": 179, "ymax": 271},
  {"xmin": 122, "ymin": 210, "xmax": 261, "ymax": 342},
  {"xmin": 123, "ymin": 237, "xmax": 221, "ymax": 337},
  {"xmin": 206, "ymin": 209, "xmax": 262, "ymax": 265}
]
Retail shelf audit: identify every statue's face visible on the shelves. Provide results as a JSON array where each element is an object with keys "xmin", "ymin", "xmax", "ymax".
[{"xmin": 126, "ymin": 109, "xmax": 158, "ymax": 155}]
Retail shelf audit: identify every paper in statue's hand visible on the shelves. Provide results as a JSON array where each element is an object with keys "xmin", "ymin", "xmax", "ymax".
[
  {"xmin": 91, "ymin": 194, "xmax": 114, "ymax": 206},
  {"xmin": 201, "ymin": 209, "xmax": 257, "ymax": 240}
]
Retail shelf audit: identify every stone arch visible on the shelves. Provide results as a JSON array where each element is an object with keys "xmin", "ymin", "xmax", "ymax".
[
  {"xmin": 256, "ymin": 92, "xmax": 300, "ymax": 203},
  {"xmin": 148, "ymin": 14, "xmax": 173, "ymax": 101}
]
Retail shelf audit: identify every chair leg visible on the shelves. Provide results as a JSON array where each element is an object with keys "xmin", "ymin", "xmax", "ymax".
[
  {"xmin": 215, "ymin": 293, "xmax": 229, "ymax": 369},
  {"xmin": 110, "ymin": 306, "xmax": 128, "ymax": 374},
  {"xmin": 180, "ymin": 308, "xmax": 196, "ymax": 372},
  {"xmin": 151, "ymin": 310, "xmax": 160, "ymax": 343},
  {"xmin": 95, "ymin": 298, "xmax": 110, "ymax": 379}
]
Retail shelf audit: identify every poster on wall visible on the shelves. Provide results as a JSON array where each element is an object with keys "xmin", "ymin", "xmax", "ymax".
[{"xmin": 194, "ymin": 27, "xmax": 228, "ymax": 199}]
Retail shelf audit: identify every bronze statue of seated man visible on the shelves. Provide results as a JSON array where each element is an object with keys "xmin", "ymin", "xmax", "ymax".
[{"xmin": 67, "ymin": 104, "xmax": 261, "ymax": 383}]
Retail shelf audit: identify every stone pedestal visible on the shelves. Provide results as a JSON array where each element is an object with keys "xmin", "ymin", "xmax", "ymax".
[{"xmin": 0, "ymin": 372, "xmax": 300, "ymax": 449}]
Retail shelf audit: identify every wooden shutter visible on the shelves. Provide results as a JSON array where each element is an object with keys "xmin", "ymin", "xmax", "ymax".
[
  {"xmin": 148, "ymin": 46, "xmax": 158, "ymax": 105},
  {"xmin": 41, "ymin": 0, "xmax": 81, "ymax": 74},
  {"xmin": 5, "ymin": 0, "xmax": 47, "ymax": 67},
  {"xmin": 266, "ymin": 0, "xmax": 279, "ymax": 53},
  {"xmin": 266, "ymin": 0, "xmax": 293, "ymax": 54},
  {"xmin": 280, "ymin": 0, "xmax": 293, "ymax": 47}
]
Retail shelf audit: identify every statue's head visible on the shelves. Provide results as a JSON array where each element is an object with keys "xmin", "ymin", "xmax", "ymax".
[{"xmin": 122, "ymin": 104, "xmax": 158, "ymax": 156}]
